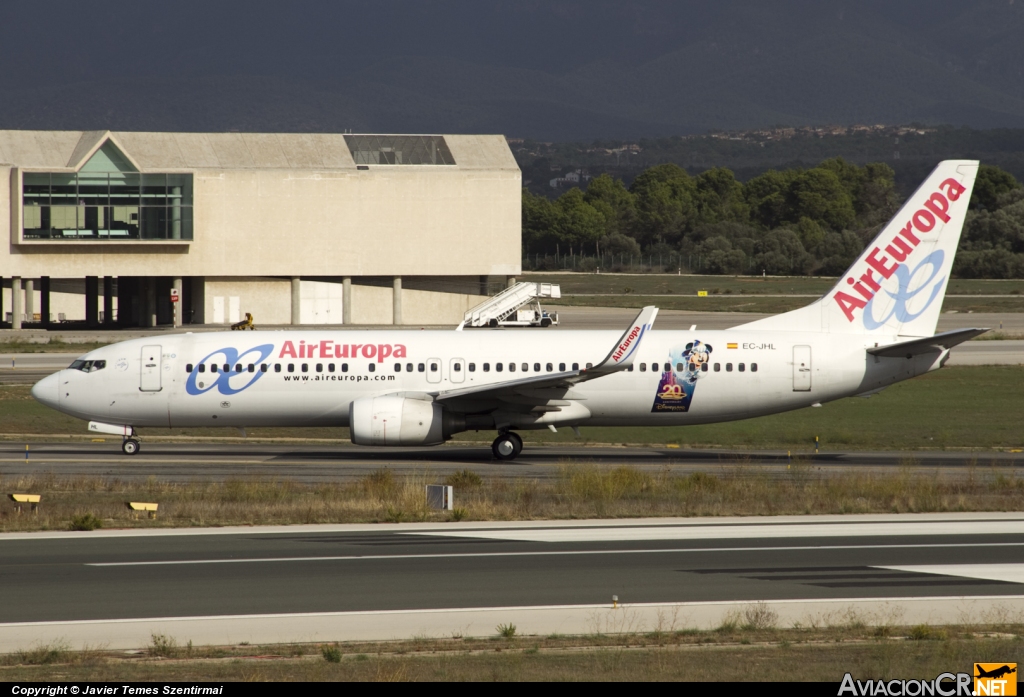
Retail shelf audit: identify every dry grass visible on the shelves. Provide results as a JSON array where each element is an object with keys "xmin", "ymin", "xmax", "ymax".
[
  {"xmin": 1, "ymin": 463, "xmax": 1022, "ymax": 531},
  {"xmin": 1, "ymin": 625, "xmax": 1021, "ymax": 681}
]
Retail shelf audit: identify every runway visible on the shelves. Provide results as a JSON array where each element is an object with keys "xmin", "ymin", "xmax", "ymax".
[
  {"xmin": 0, "ymin": 442, "xmax": 1019, "ymax": 482},
  {"xmin": 1, "ymin": 513, "xmax": 1023, "ymax": 650}
]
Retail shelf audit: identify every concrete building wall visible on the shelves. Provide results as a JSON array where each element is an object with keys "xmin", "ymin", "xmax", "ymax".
[{"xmin": 203, "ymin": 278, "xmax": 292, "ymax": 326}]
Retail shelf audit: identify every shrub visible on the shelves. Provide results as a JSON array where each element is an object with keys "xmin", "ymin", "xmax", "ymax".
[
  {"xmin": 445, "ymin": 469, "xmax": 482, "ymax": 488},
  {"xmin": 321, "ymin": 644, "xmax": 342, "ymax": 663},
  {"xmin": 68, "ymin": 513, "xmax": 103, "ymax": 531},
  {"xmin": 497, "ymin": 623, "xmax": 517, "ymax": 639}
]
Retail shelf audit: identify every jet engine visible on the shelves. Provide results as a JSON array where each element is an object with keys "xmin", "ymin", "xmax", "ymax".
[{"xmin": 349, "ymin": 395, "xmax": 463, "ymax": 446}]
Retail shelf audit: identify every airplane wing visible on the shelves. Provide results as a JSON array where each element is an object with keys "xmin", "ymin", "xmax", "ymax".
[
  {"xmin": 866, "ymin": 327, "xmax": 988, "ymax": 358},
  {"xmin": 432, "ymin": 306, "xmax": 658, "ymax": 407}
]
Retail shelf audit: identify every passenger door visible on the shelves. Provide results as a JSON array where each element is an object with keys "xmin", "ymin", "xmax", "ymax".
[
  {"xmin": 426, "ymin": 358, "xmax": 442, "ymax": 384},
  {"xmin": 450, "ymin": 358, "xmax": 465, "ymax": 384},
  {"xmin": 140, "ymin": 345, "xmax": 163, "ymax": 392},
  {"xmin": 792, "ymin": 345, "xmax": 811, "ymax": 392}
]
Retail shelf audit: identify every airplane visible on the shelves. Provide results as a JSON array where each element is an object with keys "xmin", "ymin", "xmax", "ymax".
[
  {"xmin": 975, "ymin": 665, "xmax": 1016, "ymax": 680},
  {"xmin": 31, "ymin": 160, "xmax": 985, "ymax": 461}
]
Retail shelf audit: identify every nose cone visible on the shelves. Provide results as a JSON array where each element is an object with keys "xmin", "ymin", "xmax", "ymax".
[{"xmin": 31, "ymin": 372, "xmax": 60, "ymax": 410}]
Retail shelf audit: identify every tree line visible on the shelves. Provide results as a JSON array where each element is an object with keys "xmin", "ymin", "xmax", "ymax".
[{"xmin": 522, "ymin": 159, "xmax": 1024, "ymax": 278}]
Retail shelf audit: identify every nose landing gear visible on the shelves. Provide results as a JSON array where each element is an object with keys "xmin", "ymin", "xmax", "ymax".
[
  {"xmin": 121, "ymin": 436, "xmax": 141, "ymax": 455},
  {"xmin": 491, "ymin": 431, "xmax": 523, "ymax": 461}
]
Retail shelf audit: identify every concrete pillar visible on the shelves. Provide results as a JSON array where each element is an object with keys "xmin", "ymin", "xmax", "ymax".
[
  {"xmin": 291, "ymin": 277, "xmax": 301, "ymax": 325},
  {"xmin": 40, "ymin": 277, "xmax": 51, "ymax": 328},
  {"xmin": 507, "ymin": 276, "xmax": 517, "ymax": 289},
  {"xmin": 11, "ymin": 277, "xmax": 22, "ymax": 329},
  {"xmin": 85, "ymin": 276, "xmax": 99, "ymax": 327},
  {"xmin": 342, "ymin": 277, "xmax": 351, "ymax": 325},
  {"xmin": 172, "ymin": 276, "xmax": 183, "ymax": 327},
  {"xmin": 146, "ymin": 278, "xmax": 157, "ymax": 327},
  {"xmin": 24, "ymin": 279, "xmax": 34, "ymax": 321},
  {"xmin": 392, "ymin": 276, "xmax": 402, "ymax": 325},
  {"xmin": 103, "ymin": 277, "xmax": 114, "ymax": 326}
]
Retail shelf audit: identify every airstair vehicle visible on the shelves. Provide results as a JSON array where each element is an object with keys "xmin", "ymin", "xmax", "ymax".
[{"xmin": 463, "ymin": 282, "xmax": 560, "ymax": 328}]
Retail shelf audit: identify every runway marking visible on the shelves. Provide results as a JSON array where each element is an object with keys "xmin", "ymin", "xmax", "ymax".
[
  {"xmin": 408, "ymin": 520, "xmax": 1024, "ymax": 543},
  {"xmin": 877, "ymin": 564, "xmax": 1024, "ymax": 585},
  {"xmin": 85, "ymin": 542, "xmax": 1024, "ymax": 567}
]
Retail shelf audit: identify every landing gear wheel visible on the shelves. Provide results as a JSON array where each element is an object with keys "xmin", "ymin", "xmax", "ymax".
[
  {"xmin": 122, "ymin": 438, "xmax": 140, "ymax": 456},
  {"xmin": 492, "ymin": 433, "xmax": 521, "ymax": 461}
]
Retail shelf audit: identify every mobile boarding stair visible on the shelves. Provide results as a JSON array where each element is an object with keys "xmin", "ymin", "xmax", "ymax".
[{"xmin": 463, "ymin": 282, "xmax": 561, "ymax": 328}]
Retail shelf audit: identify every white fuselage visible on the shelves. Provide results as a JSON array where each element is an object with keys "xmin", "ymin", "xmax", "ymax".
[{"xmin": 35, "ymin": 328, "xmax": 946, "ymax": 432}]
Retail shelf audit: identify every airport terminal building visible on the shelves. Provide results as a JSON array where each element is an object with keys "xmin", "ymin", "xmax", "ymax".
[{"xmin": 0, "ymin": 130, "xmax": 521, "ymax": 328}]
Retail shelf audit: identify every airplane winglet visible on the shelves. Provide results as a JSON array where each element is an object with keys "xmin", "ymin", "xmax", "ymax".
[{"xmin": 588, "ymin": 306, "xmax": 658, "ymax": 375}]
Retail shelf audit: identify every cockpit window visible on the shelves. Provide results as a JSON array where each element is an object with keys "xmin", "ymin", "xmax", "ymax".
[{"xmin": 69, "ymin": 359, "xmax": 106, "ymax": 373}]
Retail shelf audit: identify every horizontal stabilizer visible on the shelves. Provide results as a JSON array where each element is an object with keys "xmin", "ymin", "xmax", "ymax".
[{"xmin": 867, "ymin": 328, "xmax": 988, "ymax": 358}]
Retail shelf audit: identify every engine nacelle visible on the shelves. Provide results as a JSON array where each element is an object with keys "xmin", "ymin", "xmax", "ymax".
[{"xmin": 349, "ymin": 395, "xmax": 455, "ymax": 446}]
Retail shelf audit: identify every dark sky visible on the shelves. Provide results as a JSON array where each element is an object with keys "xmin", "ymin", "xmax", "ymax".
[{"xmin": 1, "ymin": 0, "xmax": 1022, "ymax": 138}]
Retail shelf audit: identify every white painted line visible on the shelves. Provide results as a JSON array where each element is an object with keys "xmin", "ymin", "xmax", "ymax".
[
  {"xmin": 2, "ymin": 512, "xmax": 1024, "ymax": 542},
  {"xmin": 85, "ymin": 542, "xmax": 1024, "ymax": 567},
  {"xmin": 878, "ymin": 564, "xmax": 1024, "ymax": 585},
  {"xmin": 407, "ymin": 520, "xmax": 1024, "ymax": 543}
]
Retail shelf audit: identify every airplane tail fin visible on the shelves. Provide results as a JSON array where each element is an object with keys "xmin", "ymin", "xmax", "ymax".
[{"xmin": 732, "ymin": 160, "xmax": 979, "ymax": 337}]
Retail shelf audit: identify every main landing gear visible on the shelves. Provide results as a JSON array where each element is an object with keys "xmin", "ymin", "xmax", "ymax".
[
  {"xmin": 491, "ymin": 432, "xmax": 523, "ymax": 461},
  {"xmin": 121, "ymin": 435, "xmax": 141, "ymax": 455}
]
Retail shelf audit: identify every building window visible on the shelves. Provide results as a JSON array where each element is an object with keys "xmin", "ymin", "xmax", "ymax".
[
  {"xmin": 22, "ymin": 155, "xmax": 194, "ymax": 242},
  {"xmin": 344, "ymin": 135, "xmax": 456, "ymax": 166}
]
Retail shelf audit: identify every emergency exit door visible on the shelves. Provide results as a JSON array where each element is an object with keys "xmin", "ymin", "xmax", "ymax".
[
  {"xmin": 793, "ymin": 345, "xmax": 811, "ymax": 391},
  {"xmin": 140, "ymin": 345, "xmax": 163, "ymax": 392}
]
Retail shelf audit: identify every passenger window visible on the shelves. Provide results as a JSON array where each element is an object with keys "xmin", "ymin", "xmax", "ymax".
[
  {"xmin": 678, "ymin": 363, "xmax": 686, "ymax": 372},
  {"xmin": 546, "ymin": 363, "xmax": 553, "ymax": 372},
  {"xmin": 664, "ymin": 363, "xmax": 671, "ymax": 372},
  {"xmin": 186, "ymin": 364, "xmax": 193, "ymax": 373},
  {"xmin": 316, "ymin": 363, "xmax": 323, "ymax": 373},
  {"xmin": 198, "ymin": 364, "xmax": 206, "ymax": 373},
  {"xmin": 274, "ymin": 364, "xmax": 281, "ymax": 373},
  {"xmin": 406, "ymin": 363, "xmax": 413, "ymax": 372},
  {"xmin": 559, "ymin": 363, "xmax": 566, "ymax": 371},
  {"xmin": 430, "ymin": 362, "xmax": 438, "ymax": 372},
  {"xmin": 572, "ymin": 363, "xmax": 579, "ymax": 370},
  {"xmin": 369, "ymin": 363, "xmax": 376, "ymax": 372},
  {"xmin": 739, "ymin": 363, "xmax": 746, "ymax": 372},
  {"xmin": 533, "ymin": 363, "xmax": 540, "ymax": 372},
  {"xmin": 260, "ymin": 364, "xmax": 268, "ymax": 373},
  {"xmin": 417, "ymin": 363, "xmax": 425, "ymax": 372},
  {"xmin": 394, "ymin": 363, "xmax": 401, "ymax": 372},
  {"xmin": 586, "ymin": 363, "xmax": 593, "ymax": 369},
  {"xmin": 235, "ymin": 364, "xmax": 242, "ymax": 373},
  {"xmin": 302, "ymin": 364, "xmax": 308, "ymax": 372},
  {"xmin": 288, "ymin": 364, "xmax": 295, "ymax": 372},
  {"xmin": 248, "ymin": 364, "xmax": 255, "ymax": 373},
  {"xmin": 522, "ymin": 363, "xmax": 529, "ymax": 372},
  {"xmin": 509, "ymin": 363, "xmax": 516, "ymax": 372},
  {"xmin": 714, "ymin": 363, "xmax": 720, "ymax": 372},
  {"xmin": 223, "ymin": 364, "xmax": 230, "ymax": 373},
  {"xmin": 469, "ymin": 363, "xmax": 476, "ymax": 372},
  {"xmin": 496, "ymin": 363, "xmax": 503, "ymax": 372},
  {"xmin": 701, "ymin": 363, "xmax": 708, "ymax": 372},
  {"xmin": 751, "ymin": 363, "xmax": 758, "ymax": 372},
  {"xmin": 483, "ymin": 363, "xmax": 490, "ymax": 372},
  {"xmin": 210, "ymin": 364, "xmax": 218, "ymax": 373},
  {"xmin": 328, "ymin": 363, "xmax": 335, "ymax": 373},
  {"xmin": 342, "ymin": 363, "xmax": 349, "ymax": 372},
  {"xmin": 726, "ymin": 363, "xmax": 733, "ymax": 372},
  {"xmin": 454, "ymin": 363, "xmax": 462, "ymax": 372},
  {"xmin": 627, "ymin": 365, "xmax": 633, "ymax": 372},
  {"xmin": 639, "ymin": 363, "xmax": 646, "ymax": 372}
]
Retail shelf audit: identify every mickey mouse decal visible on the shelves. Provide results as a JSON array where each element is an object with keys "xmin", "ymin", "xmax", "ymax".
[{"xmin": 651, "ymin": 340, "xmax": 713, "ymax": 413}]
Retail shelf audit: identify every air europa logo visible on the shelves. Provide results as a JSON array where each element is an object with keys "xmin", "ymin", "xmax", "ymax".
[
  {"xmin": 834, "ymin": 177, "xmax": 966, "ymax": 324},
  {"xmin": 612, "ymin": 326, "xmax": 643, "ymax": 362},
  {"xmin": 185, "ymin": 344, "xmax": 274, "ymax": 396},
  {"xmin": 279, "ymin": 340, "xmax": 407, "ymax": 362}
]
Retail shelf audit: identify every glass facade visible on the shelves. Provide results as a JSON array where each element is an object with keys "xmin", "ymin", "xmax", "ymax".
[
  {"xmin": 345, "ymin": 135, "xmax": 456, "ymax": 166},
  {"xmin": 21, "ymin": 142, "xmax": 193, "ymax": 241}
]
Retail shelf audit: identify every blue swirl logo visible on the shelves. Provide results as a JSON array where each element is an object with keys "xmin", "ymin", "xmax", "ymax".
[
  {"xmin": 185, "ymin": 344, "xmax": 275, "ymax": 396},
  {"xmin": 863, "ymin": 250, "xmax": 946, "ymax": 331}
]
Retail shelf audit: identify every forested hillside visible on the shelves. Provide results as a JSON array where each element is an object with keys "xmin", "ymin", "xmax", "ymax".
[{"xmin": 522, "ymin": 160, "xmax": 1024, "ymax": 278}]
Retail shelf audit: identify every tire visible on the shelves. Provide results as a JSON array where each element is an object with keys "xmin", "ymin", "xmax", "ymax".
[
  {"xmin": 540, "ymin": 318, "xmax": 552, "ymax": 327},
  {"xmin": 491, "ymin": 435, "xmax": 518, "ymax": 461},
  {"xmin": 507, "ymin": 432, "xmax": 523, "ymax": 456},
  {"xmin": 122, "ymin": 439, "xmax": 140, "ymax": 456},
  {"xmin": 488, "ymin": 318, "xmax": 499, "ymax": 328}
]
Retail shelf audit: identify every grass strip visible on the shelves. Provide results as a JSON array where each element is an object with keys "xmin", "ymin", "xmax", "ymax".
[
  {"xmin": 1, "ymin": 462, "xmax": 1022, "ymax": 531},
  {"xmin": 2, "ymin": 625, "xmax": 1021, "ymax": 681}
]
